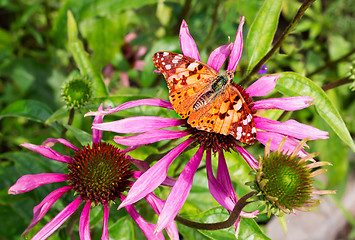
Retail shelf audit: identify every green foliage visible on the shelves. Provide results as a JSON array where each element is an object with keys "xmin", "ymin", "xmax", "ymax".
[{"xmin": 1, "ymin": 0, "xmax": 354, "ymax": 239}]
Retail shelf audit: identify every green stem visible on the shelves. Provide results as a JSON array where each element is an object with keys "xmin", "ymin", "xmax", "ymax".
[
  {"xmin": 240, "ymin": 0, "xmax": 316, "ymax": 86},
  {"xmin": 307, "ymin": 49, "xmax": 355, "ymax": 78},
  {"xmin": 200, "ymin": 0, "xmax": 221, "ymax": 50},
  {"xmin": 175, "ymin": 191, "xmax": 255, "ymax": 230},
  {"xmin": 61, "ymin": 108, "xmax": 75, "ymax": 138},
  {"xmin": 322, "ymin": 77, "xmax": 351, "ymax": 91}
]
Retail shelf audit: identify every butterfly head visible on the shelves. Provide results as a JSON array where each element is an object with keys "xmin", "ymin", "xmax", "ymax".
[{"xmin": 225, "ymin": 70, "xmax": 234, "ymax": 83}]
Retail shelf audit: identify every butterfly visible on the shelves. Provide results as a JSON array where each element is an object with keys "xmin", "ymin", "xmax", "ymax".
[{"xmin": 152, "ymin": 51, "xmax": 256, "ymax": 144}]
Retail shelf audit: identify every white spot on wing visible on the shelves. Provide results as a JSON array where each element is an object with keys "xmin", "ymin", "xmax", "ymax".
[
  {"xmin": 252, "ymin": 127, "xmax": 257, "ymax": 134},
  {"xmin": 234, "ymin": 101, "xmax": 242, "ymax": 111},
  {"xmin": 163, "ymin": 52, "xmax": 169, "ymax": 56},
  {"xmin": 165, "ymin": 65, "xmax": 171, "ymax": 70},
  {"xmin": 172, "ymin": 59, "xmax": 179, "ymax": 64},
  {"xmin": 187, "ymin": 62, "xmax": 199, "ymax": 71}
]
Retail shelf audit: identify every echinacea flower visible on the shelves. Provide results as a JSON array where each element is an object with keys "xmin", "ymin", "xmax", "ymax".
[
  {"xmin": 8, "ymin": 104, "xmax": 178, "ymax": 240},
  {"xmin": 248, "ymin": 137, "xmax": 336, "ymax": 217},
  {"xmin": 85, "ymin": 17, "xmax": 328, "ymax": 235}
]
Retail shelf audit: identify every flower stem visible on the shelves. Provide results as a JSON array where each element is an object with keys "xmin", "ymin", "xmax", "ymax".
[
  {"xmin": 201, "ymin": 0, "xmax": 221, "ymax": 50},
  {"xmin": 240, "ymin": 0, "xmax": 316, "ymax": 86},
  {"xmin": 175, "ymin": 191, "xmax": 255, "ymax": 230},
  {"xmin": 322, "ymin": 77, "xmax": 352, "ymax": 91},
  {"xmin": 307, "ymin": 49, "xmax": 355, "ymax": 78},
  {"xmin": 61, "ymin": 108, "xmax": 75, "ymax": 138}
]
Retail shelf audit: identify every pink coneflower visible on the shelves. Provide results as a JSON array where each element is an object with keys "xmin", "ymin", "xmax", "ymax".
[
  {"xmin": 8, "ymin": 104, "xmax": 178, "ymax": 240},
  {"xmin": 85, "ymin": 17, "xmax": 328, "ymax": 236}
]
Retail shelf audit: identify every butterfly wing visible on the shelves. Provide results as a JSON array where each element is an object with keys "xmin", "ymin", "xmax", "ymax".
[
  {"xmin": 153, "ymin": 51, "xmax": 218, "ymax": 119},
  {"xmin": 188, "ymin": 84, "xmax": 256, "ymax": 144}
]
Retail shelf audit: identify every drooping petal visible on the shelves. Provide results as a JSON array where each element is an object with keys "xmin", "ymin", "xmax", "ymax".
[
  {"xmin": 216, "ymin": 151, "xmax": 237, "ymax": 201},
  {"xmin": 156, "ymin": 146, "xmax": 204, "ymax": 232},
  {"xmin": 102, "ymin": 203, "xmax": 109, "ymax": 240},
  {"xmin": 8, "ymin": 173, "xmax": 68, "ymax": 194},
  {"xmin": 207, "ymin": 44, "xmax": 232, "ymax": 72},
  {"xmin": 252, "ymin": 96, "xmax": 313, "ymax": 111},
  {"xmin": 245, "ymin": 75, "xmax": 280, "ymax": 97},
  {"xmin": 130, "ymin": 160, "xmax": 176, "ymax": 187},
  {"xmin": 255, "ymin": 117, "xmax": 329, "ymax": 140},
  {"xmin": 79, "ymin": 200, "xmax": 92, "ymax": 240},
  {"xmin": 92, "ymin": 103, "xmax": 105, "ymax": 144},
  {"xmin": 121, "ymin": 195, "xmax": 165, "ymax": 240},
  {"xmin": 93, "ymin": 117, "xmax": 185, "ymax": 134},
  {"xmin": 257, "ymin": 131, "xmax": 309, "ymax": 158},
  {"xmin": 145, "ymin": 193, "xmax": 180, "ymax": 240},
  {"xmin": 118, "ymin": 138, "xmax": 194, "ymax": 209},
  {"xmin": 114, "ymin": 130, "xmax": 189, "ymax": 146},
  {"xmin": 227, "ymin": 16, "xmax": 245, "ymax": 72},
  {"xmin": 21, "ymin": 143, "xmax": 71, "ymax": 163},
  {"xmin": 179, "ymin": 19, "xmax": 200, "ymax": 60},
  {"xmin": 22, "ymin": 186, "xmax": 71, "ymax": 236},
  {"xmin": 32, "ymin": 197, "xmax": 82, "ymax": 240},
  {"xmin": 234, "ymin": 217, "xmax": 241, "ymax": 239},
  {"xmin": 84, "ymin": 99, "xmax": 173, "ymax": 117},
  {"xmin": 235, "ymin": 145, "xmax": 258, "ymax": 169},
  {"xmin": 206, "ymin": 150, "xmax": 235, "ymax": 211},
  {"xmin": 42, "ymin": 138, "xmax": 79, "ymax": 151}
]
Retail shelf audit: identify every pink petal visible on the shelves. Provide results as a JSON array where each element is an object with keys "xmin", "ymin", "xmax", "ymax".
[
  {"xmin": 22, "ymin": 186, "xmax": 71, "ymax": 236},
  {"xmin": 227, "ymin": 16, "xmax": 245, "ymax": 72},
  {"xmin": 42, "ymin": 138, "xmax": 79, "ymax": 151},
  {"xmin": 121, "ymin": 195, "xmax": 165, "ymax": 240},
  {"xmin": 124, "ymin": 32, "xmax": 137, "ymax": 43},
  {"xmin": 136, "ymin": 46, "xmax": 147, "ymax": 58},
  {"xmin": 21, "ymin": 143, "xmax": 71, "ymax": 163},
  {"xmin": 234, "ymin": 217, "xmax": 241, "ymax": 239},
  {"xmin": 179, "ymin": 19, "xmax": 200, "ymax": 60},
  {"xmin": 134, "ymin": 60, "xmax": 145, "ymax": 71},
  {"xmin": 130, "ymin": 159, "xmax": 176, "ymax": 187},
  {"xmin": 8, "ymin": 173, "xmax": 68, "ymax": 194},
  {"xmin": 79, "ymin": 200, "xmax": 92, "ymax": 240},
  {"xmin": 245, "ymin": 74, "xmax": 280, "ymax": 97},
  {"xmin": 32, "ymin": 197, "xmax": 82, "ymax": 240},
  {"xmin": 93, "ymin": 117, "xmax": 185, "ymax": 134},
  {"xmin": 257, "ymin": 131, "xmax": 309, "ymax": 157},
  {"xmin": 114, "ymin": 130, "xmax": 189, "ymax": 146},
  {"xmin": 118, "ymin": 138, "xmax": 194, "ymax": 209},
  {"xmin": 92, "ymin": 103, "xmax": 106, "ymax": 144},
  {"xmin": 120, "ymin": 72, "xmax": 130, "ymax": 87},
  {"xmin": 84, "ymin": 99, "xmax": 173, "ymax": 117},
  {"xmin": 255, "ymin": 117, "xmax": 329, "ymax": 140},
  {"xmin": 145, "ymin": 193, "xmax": 180, "ymax": 240},
  {"xmin": 102, "ymin": 203, "xmax": 109, "ymax": 240},
  {"xmin": 129, "ymin": 158, "xmax": 150, "ymax": 171},
  {"xmin": 205, "ymin": 150, "xmax": 235, "ymax": 211},
  {"xmin": 235, "ymin": 145, "xmax": 258, "ymax": 169},
  {"xmin": 207, "ymin": 44, "xmax": 232, "ymax": 72},
  {"xmin": 216, "ymin": 151, "xmax": 237, "ymax": 202},
  {"xmin": 252, "ymin": 96, "xmax": 314, "ymax": 111},
  {"xmin": 156, "ymin": 146, "xmax": 204, "ymax": 232}
]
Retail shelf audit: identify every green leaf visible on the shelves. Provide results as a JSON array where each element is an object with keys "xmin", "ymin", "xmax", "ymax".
[
  {"xmin": 64, "ymin": 124, "xmax": 92, "ymax": 146},
  {"xmin": 45, "ymin": 106, "xmax": 70, "ymax": 124},
  {"xmin": 179, "ymin": 207, "xmax": 269, "ymax": 240},
  {"xmin": 246, "ymin": 0, "xmax": 283, "ymax": 70},
  {"xmin": 79, "ymin": 0, "xmax": 159, "ymax": 18},
  {"xmin": 312, "ymin": 115, "xmax": 348, "ymax": 192},
  {"xmin": 79, "ymin": 15, "xmax": 126, "ymax": 71},
  {"xmin": 0, "ymin": 99, "xmax": 52, "ymax": 123},
  {"xmin": 67, "ymin": 11, "xmax": 108, "ymax": 97},
  {"xmin": 276, "ymin": 72, "xmax": 355, "ymax": 151}
]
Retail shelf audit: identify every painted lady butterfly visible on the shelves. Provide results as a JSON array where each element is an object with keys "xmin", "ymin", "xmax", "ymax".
[{"xmin": 153, "ymin": 51, "xmax": 256, "ymax": 144}]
